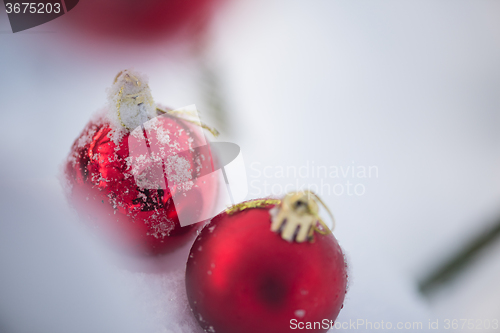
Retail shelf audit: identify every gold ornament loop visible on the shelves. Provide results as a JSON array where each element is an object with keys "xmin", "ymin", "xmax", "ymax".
[
  {"xmin": 157, "ymin": 107, "xmax": 220, "ymax": 137},
  {"xmin": 114, "ymin": 71, "xmax": 141, "ymax": 86},
  {"xmin": 112, "ymin": 70, "xmax": 219, "ymax": 137}
]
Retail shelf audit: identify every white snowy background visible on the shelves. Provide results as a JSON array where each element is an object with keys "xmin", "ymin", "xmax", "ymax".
[{"xmin": 1, "ymin": 0, "xmax": 500, "ymax": 332}]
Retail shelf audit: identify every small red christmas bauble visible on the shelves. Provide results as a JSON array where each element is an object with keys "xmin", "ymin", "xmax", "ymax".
[
  {"xmin": 185, "ymin": 194, "xmax": 347, "ymax": 333},
  {"xmin": 64, "ymin": 70, "xmax": 218, "ymax": 256}
]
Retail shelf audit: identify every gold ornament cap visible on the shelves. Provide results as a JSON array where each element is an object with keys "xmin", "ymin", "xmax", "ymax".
[
  {"xmin": 271, "ymin": 191, "xmax": 335, "ymax": 243},
  {"xmin": 107, "ymin": 69, "xmax": 157, "ymax": 131},
  {"xmin": 107, "ymin": 70, "xmax": 219, "ymax": 137}
]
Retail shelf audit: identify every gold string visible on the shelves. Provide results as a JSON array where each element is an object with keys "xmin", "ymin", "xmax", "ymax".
[
  {"xmin": 115, "ymin": 86, "xmax": 129, "ymax": 129},
  {"xmin": 113, "ymin": 71, "xmax": 219, "ymax": 137},
  {"xmin": 157, "ymin": 107, "xmax": 220, "ymax": 137},
  {"xmin": 114, "ymin": 71, "xmax": 141, "ymax": 86},
  {"xmin": 305, "ymin": 191, "xmax": 336, "ymax": 234},
  {"xmin": 299, "ymin": 191, "xmax": 334, "ymax": 242},
  {"xmin": 226, "ymin": 199, "xmax": 281, "ymax": 215}
]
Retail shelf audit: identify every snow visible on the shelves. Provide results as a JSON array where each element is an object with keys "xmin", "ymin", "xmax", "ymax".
[
  {"xmin": 145, "ymin": 212, "xmax": 176, "ymax": 239},
  {"xmin": 155, "ymin": 126, "xmax": 171, "ymax": 145},
  {"xmin": 295, "ymin": 309, "xmax": 306, "ymax": 318},
  {"xmin": 163, "ymin": 155, "xmax": 194, "ymax": 192},
  {"xmin": 120, "ymin": 268, "xmax": 204, "ymax": 333},
  {"xmin": 0, "ymin": 177, "xmax": 208, "ymax": 333},
  {"xmin": 0, "ymin": 180, "xmax": 148, "ymax": 333}
]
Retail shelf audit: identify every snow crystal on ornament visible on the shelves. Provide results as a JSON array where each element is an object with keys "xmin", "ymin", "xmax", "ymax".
[
  {"xmin": 294, "ymin": 309, "xmax": 306, "ymax": 318},
  {"xmin": 147, "ymin": 214, "xmax": 175, "ymax": 238},
  {"xmin": 164, "ymin": 155, "xmax": 194, "ymax": 192},
  {"xmin": 155, "ymin": 126, "xmax": 170, "ymax": 145},
  {"xmin": 268, "ymin": 205, "xmax": 279, "ymax": 219}
]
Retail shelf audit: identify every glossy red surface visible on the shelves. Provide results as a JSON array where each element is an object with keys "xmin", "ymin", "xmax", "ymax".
[
  {"xmin": 185, "ymin": 204, "xmax": 348, "ymax": 333},
  {"xmin": 65, "ymin": 114, "xmax": 217, "ymax": 256},
  {"xmin": 67, "ymin": 0, "xmax": 224, "ymax": 42}
]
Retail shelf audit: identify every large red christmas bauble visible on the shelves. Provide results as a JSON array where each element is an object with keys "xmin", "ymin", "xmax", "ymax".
[
  {"xmin": 64, "ymin": 70, "xmax": 218, "ymax": 256},
  {"xmin": 185, "ymin": 195, "xmax": 347, "ymax": 333}
]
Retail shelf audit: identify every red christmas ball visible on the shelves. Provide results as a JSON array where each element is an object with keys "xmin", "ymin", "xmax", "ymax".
[
  {"xmin": 64, "ymin": 70, "xmax": 218, "ymax": 256},
  {"xmin": 66, "ymin": 0, "xmax": 224, "ymax": 42},
  {"xmin": 185, "ymin": 194, "xmax": 348, "ymax": 333}
]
